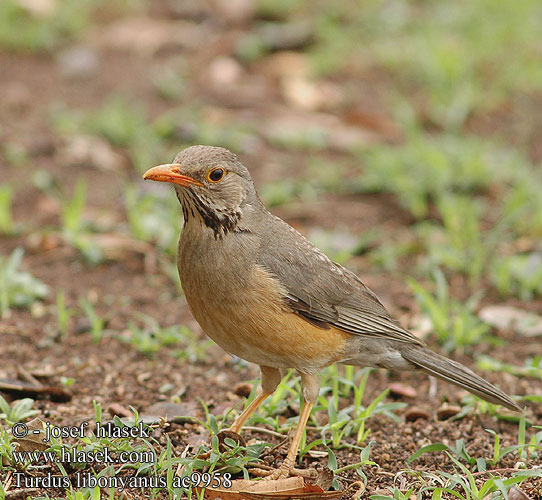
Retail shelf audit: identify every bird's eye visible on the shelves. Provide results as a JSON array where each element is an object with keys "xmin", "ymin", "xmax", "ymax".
[{"xmin": 207, "ymin": 167, "xmax": 225, "ymax": 182}]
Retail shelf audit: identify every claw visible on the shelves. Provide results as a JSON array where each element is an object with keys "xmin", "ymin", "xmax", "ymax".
[{"xmin": 264, "ymin": 459, "xmax": 294, "ymax": 480}]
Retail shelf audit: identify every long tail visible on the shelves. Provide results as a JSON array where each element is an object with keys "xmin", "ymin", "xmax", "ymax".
[{"xmin": 401, "ymin": 346, "xmax": 521, "ymax": 411}]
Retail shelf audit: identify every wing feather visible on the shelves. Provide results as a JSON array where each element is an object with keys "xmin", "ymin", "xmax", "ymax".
[{"xmin": 257, "ymin": 215, "xmax": 423, "ymax": 346}]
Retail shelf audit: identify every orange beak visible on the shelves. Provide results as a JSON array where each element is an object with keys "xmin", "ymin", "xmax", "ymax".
[{"xmin": 142, "ymin": 164, "xmax": 203, "ymax": 187}]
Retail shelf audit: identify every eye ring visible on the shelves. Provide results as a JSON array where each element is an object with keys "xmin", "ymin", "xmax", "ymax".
[{"xmin": 207, "ymin": 167, "xmax": 225, "ymax": 183}]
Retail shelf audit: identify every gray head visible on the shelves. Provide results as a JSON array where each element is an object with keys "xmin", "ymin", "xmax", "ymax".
[{"xmin": 143, "ymin": 145, "xmax": 261, "ymax": 236}]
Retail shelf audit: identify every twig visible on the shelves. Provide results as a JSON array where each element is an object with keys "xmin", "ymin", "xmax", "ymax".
[
  {"xmin": 6, "ymin": 489, "xmax": 40, "ymax": 499},
  {"xmin": 175, "ymin": 444, "xmax": 190, "ymax": 477},
  {"xmin": 17, "ymin": 366, "xmax": 42, "ymax": 386},
  {"xmin": 242, "ymin": 426, "xmax": 286, "ymax": 438},
  {"xmin": 248, "ymin": 463, "xmax": 318, "ymax": 479},
  {"xmin": 471, "ymin": 467, "xmax": 536, "ymax": 477}
]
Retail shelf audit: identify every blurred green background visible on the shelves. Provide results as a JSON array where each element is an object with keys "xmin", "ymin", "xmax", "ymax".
[{"xmin": 1, "ymin": 0, "xmax": 540, "ymax": 317}]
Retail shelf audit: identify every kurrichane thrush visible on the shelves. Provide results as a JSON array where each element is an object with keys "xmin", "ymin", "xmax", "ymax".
[{"xmin": 143, "ymin": 145, "xmax": 519, "ymax": 479}]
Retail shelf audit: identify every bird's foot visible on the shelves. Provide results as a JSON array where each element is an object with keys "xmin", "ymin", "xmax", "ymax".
[
  {"xmin": 249, "ymin": 464, "xmax": 317, "ymax": 479},
  {"xmin": 263, "ymin": 458, "xmax": 294, "ymax": 480}
]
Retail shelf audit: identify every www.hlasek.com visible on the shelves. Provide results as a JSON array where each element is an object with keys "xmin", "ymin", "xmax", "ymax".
[{"xmin": 11, "ymin": 421, "xmax": 233, "ymax": 492}]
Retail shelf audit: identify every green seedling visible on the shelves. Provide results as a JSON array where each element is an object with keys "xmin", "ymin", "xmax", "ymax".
[
  {"xmin": 56, "ymin": 290, "xmax": 75, "ymax": 338},
  {"xmin": 169, "ymin": 327, "xmax": 212, "ymax": 364},
  {"xmin": 59, "ymin": 376, "xmax": 75, "ymax": 388},
  {"xmin": 0, "ymin": 0, "xmax": 91, "ymax": 52},
  {"xmin": 51, "ymin": 95, "xmax": 163, "ymax": 174},
  {"xmin": 408, "ymin": 269, "xmax": 492, "ymax": 352},
  {"xmin": 0, "ymin": 396, "xmax": 39, "ymax": 424},
  {"xmin": 165, "ymin": 109, "xmax": 254, "ymax": 156},
  {"xmin": 321, "ymin": 442, "xmax": 377, "ymax": 490},
  {"xmin": 79, "ymin": 298, "xmax": 107, "ymax": 344},
  {"xmin": 310, "ymin": 0, "xmax": 542, "ymax": 127},
  {"xmin": 259, "ymin": 156, "xmax": 348, "ymax": 208},
  {"xmin": 59, "ymin": 178, "xmax": 104, "ymax": 263},
  {"xmin": 369, "ymin": 489, "xmax": 415, "ymax": 500},
  {"xmin": 306, "ymin": 155, "xmax": 349, "ymax": 194},
  {"xmin": 0, "ymin": 186, "xmax": 15, "ymax": 235},
  {"xmin": 317, "ymin": 365, "xmax": 404, "ymax": 448},
  {"xmin": 417, "ymin": 195, "xmax": 489, "ymax": 283},
  {"xmin": 61, "ymin": 178, "xmax": 87, "ymax": 238},
  {"xmin": 85, "ymin": 95, "xmax": 149, "ymax": 149},
  {"xmin": 260, "ymin": 179, "xmax": 314, "ymax": 207},
  {"xmin": 0, "ymin": 427, "xmax": 14, "ymax": 467},
  {"xmin": 491, "ymin": 253, "xmax": 542, "ymax": 300},
  {"xmin": 429, "ymin": 454, "xmax": 542, "ymax": 500},
  {"xmin": 267, "ymin": 126, "xmax": 329, "ymax": 152},
  {"xmin": 0, "ymin": 247, "xmax": 49, "ymax": 318},
  {"xmin": 180, "ymin": 401, "xmax": 268, "ymax": 484},
  {"xmin": 501, "ymin": 176, "xmax": 542, "ymax": 239},
  {"xmin": 93, "ymin": 400, "xmax": 102, "ymax": 424},
  {"xmin": 1, "ymin": 0, "xmax": 140, "ymax": 52},
  {"xmin": 369, "ymin": 239, "xmax": 416, "ymax": 272},
  {"xmin": 410, "ymin": 414, "xmax": 541, "ymax": 472},
  {"xmin": 477, "ymin": 355, "xmax": 542, "ymax": 380},
  {"xmin": 355, "ymin": 132, "xmax": 502, "ymax": 219},
  {"xmin": 124, "ymin": 185, "xmax": 179, "ymax": 255},
  {"xmin": 120, "ymin": 315, "xmax": 210, "ymax": 361}
]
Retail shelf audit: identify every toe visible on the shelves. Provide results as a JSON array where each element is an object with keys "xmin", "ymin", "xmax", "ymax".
[{"xmin": 265, "ymin": 463, "xmax": 292, "ymax": 481}]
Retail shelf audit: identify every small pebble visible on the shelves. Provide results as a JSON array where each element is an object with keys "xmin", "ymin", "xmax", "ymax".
[
  {"xmin": 60, "ymin": 135, "xmax": 127, "ymax": 171},
  {"xmin": 508, "ymin": 486, "xmax": 532, "ymax": 500},
  {"xmin": 57, "ymin": 45, "xmax": 100, "ymax": 80},
  {"xmin": 186, "ymin": 432, "xmax": 208, "ymax": 449},
  {"xmin": 405, "ymin": 407, "xmax": 430, "ymax": 422},
  {"xmin": 3, "ymin": 84, "xmax": 31, "ymax": 110},
  {"xmin": 234, "ymin": 382, "xmax": 254, "ymax": 398},
  {"xmin": 143, "ymin": 401, "xmax": 199, "ymax": 423},
  {"xmin": 389, "ymin": 382, "xmax": 418, "ymax": 399},
  {"xmin": 27, "ymin": 135, "xmax": 56, "ymax": 156},
  {"xmin": 207, "ymin": 57, "xmax": 243, "ymax": 87},
  {"xmin": 27, "ymin": 232, "xmax": 61, "ymax": 253},
  {"xmin": 107, "ymin": 403, "xmax": 131, "ymax": 418},
  {"xmin": 74, "ymin": 318, "xmax": 92, "ymax": 335},
  {"xmin": 436, "ymin": 404, "xmax": 462, "ymax": 420}
]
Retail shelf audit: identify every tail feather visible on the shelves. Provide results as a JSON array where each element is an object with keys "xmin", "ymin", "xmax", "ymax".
[{"xmin": 402, "ymin": 347, "xmax": 521, "ymax": 412}]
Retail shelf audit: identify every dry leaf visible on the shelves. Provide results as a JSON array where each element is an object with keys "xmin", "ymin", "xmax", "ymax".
[
  {"xmin": 479, "ymin": 305, "xmax": 542, "ymax": 337},
  {"xmin": 0, "ymin": 378, "xmax": 71, "ymax": 402},
  {"xmin": 508, "ymin": 486, "xmax": 532, "ymax": 500},
  {"xmin": 10, "ymin": 418, "xmax": 49, "ymax": 453},
  {"xmin": 91, "ymin": 17, "xmax": 208, "ymax": 56},
  {"xmin": 260, "ymin": 111, "xmax": 377, "ymax": 152},
  {"xmin": 389, "ymin": 382, "xmax": 418, "ymax": 399},
  {"xmin": 202, "ymin": 477, "xmax": 306, "ymax": 499},
  {"xmin": 201, "ymin": 476, "xmax": 350, "ymax": 500}
]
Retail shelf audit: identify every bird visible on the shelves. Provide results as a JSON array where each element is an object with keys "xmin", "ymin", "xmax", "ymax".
[{"xmin": 143, "ymin": 145, "xmax": 520, "ymax": 479}]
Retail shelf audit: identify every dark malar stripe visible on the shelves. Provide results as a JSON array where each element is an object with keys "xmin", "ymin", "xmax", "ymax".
[{"xmin": 181, "ymin": 190, "xmax": 240, "ymax": 238}]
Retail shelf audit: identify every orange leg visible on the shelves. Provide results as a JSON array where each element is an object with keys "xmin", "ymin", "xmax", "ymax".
[
  {"xmin": 229, "ymin": 390, "xmax": 272, "ymax": 434},
  {"xmin": 265, "ymin": 372, "xmax": 320, "ymax": 480},
  {"xmin": 265, "ymin": 398, "xmax": 315, "ymax": 480},
  {"xmin": 229, "ymin": 365, "xmax": 281, "ymax": 434}
]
